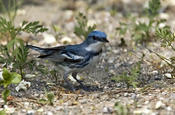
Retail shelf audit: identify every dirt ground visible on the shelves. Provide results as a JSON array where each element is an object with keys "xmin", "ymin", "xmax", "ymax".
[{"xmin": 1, "ymin": 0, "xmax": 175, "ymax": 114}]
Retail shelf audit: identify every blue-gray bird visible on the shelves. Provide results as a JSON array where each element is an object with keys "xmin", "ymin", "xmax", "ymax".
[{"xmin": 27, "ymin": 30, "xmax": 109, "ymax": 90}]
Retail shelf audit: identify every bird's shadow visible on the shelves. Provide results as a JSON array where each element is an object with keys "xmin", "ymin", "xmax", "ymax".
[{"xmin": 61, "ymin": 84, "xmax": 103, "ymax": 92}]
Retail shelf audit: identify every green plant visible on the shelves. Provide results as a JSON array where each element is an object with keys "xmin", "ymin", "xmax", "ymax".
[
  {"xmin": 52, "ymin": 25, "xmax": 64, "ymax": 40},
  {"xmin": 116, "ymin": 0, "xmax": 164, "ymax": 45},
  {"xmin": 47, "ymin": 92, "xmax": 55, "ymax": 105},
  {"xmin": 0, "ymin": 0, "xmax": 23, "ymax": 23},
  {"xmin": 114, "ymin": 102, "xmax": 129, "ymax": 115},
  {"xmin": 74, "ymin": 12, "xmax": 96, "ymax": 40},
  {"xmin": 112, "ymin": 62, "xmax": 141, "ymax": 88},
  {"xmin": 0, "ymin": 110, "xmax": 6, "ymax": 115},
  {"xmin": 116, "ymin": 22, "xmax": 127, "ymax": 37},
  {"xmin": 38, "ymin": 91, "xmax": 55, "ymax": 105},
  {"xmin": 132, "ymin": 0, "xmax": 161, "ymax": 44},
  {"xmin": 0, "ymin": 17, "xmax": 47, "ymax": 77},
  {"xmin": 154, "ymin": 26, "xmax": 175, "ymax": 68},
  {"xmin": 145, "ymin": 0, "xmax": 161, "ymax": 19},
  {"xmin": 0, "ymin": 68, "xmax": 21, "ymax": 105}
]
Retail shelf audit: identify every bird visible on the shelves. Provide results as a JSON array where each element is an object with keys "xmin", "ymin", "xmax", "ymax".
[{"xmin": 27, "ymin": 30, "xmax": 109, "ymax": 91}]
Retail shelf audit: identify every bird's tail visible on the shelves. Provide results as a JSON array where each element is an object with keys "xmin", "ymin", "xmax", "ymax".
[
  {"xmin": 26, "ymin": 45, "xmax": 49, "ymax": 55},
  {"xmin": 26, "ymin": 45, "xmax": 65, "ymax": 58}
]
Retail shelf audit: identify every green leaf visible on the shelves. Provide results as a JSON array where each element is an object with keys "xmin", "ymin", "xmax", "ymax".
[
  {"xmin": 38, "ymin": 99, "xmax": 47, "ymax": 104},
  {"xmin": 47, "ymin": 92, "xmax": 54, "ymax": 105},
  {"xmin": 2, "ymin": 68, "xmax": 12, "ymax": 84},
  {"xmin": 0, "ymin": 110, "xmax": 6, "ymax": 115},
  {"xmin": 11, "ymin": 72, "xmax": 21, "ymax": 84},
  {"xmin": 2, "ymin": 89, "xmax": 10, "ymax": 104}
]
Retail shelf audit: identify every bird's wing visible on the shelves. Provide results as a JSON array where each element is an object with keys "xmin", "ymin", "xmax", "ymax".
[
  {"xmin": 39, "ymin": 48, "xmax": 85, "ymax": 63},
  {"xmin": 27, "ymin": 45, "xmax": 86, "ymax": 63}
]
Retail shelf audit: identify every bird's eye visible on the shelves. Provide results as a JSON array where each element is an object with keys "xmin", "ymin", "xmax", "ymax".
[{"xmin": 92, "ymin": 36, "xmax": 98, "ymax": 40}]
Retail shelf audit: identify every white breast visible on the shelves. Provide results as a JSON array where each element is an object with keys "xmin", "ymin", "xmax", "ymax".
[{"xmin": 85, "ymin": 42, "xmax": 104, "ymax": 52}]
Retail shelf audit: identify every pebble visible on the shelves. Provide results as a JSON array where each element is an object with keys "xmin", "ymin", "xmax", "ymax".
[
  {"xmin": 166, "ymin": 106, "xmax": 172, "ymax": 111},
  {"xmin": 131, "ymin": 93, "xmax": 136, "ymax": 99},
  {"xmin": 27, "ymin": 110, "xmax": 35, "ymax": 115},
  {"xmin": 108, "ymin": 57, "xmax": 115, "ymax": 64},
  {"xmin": 102, "ymin": 107, "xmax": 113, "ymax": 114},
  {"xmin": 133, "ymin": 108, "xmax": 152, "ymax": 114},
  {"xmin": 42, "ymin": 33, "xmax": 56, "ymax": 44},
  {"xmin": 155, "ymin": 101, "xmax": 165, "ymax": 109},
  {"xmin": 47, "ymin": 111, "xmax": 53, "ymax": 115},
  {"xmin": 0, "ymin": 71, "xmax": 3, "ymax": 80},
  {"xmin": 24, "ymin": 102, "xmax": 30, "ymax": 108},
  {"xmin": 60, "ymin": 36, "xmax": 72, "ymax": 44},
  {"xmin": 56, "ymin": 106, "xmax": 64, "ymax": 111},
  {"xmin": 144, "ymin": 101, "xmax": 149, "ymax": 105},
  {"xmin": 25, "ymin": 74, "xmax": 36, "ymax": 79},
  {"xmin": 151, "ymin": 70, "xmax": 158, "ymax": 75},
  {"xmin": 16, "ymin": 80, "xmax": 31, "ymax": 92},
  {"xmin": 37, "ymin": 108, "xmax": 44, "ymax": 112},
  {"xmin": 4, "ymin": 105, "xmax": 15, "ymax": 114},
  {"xmin": 164, "ymin": 73, "xmax": 172, "ymax": 79},
  {"xmin": 124, "ymin": 93, "xmax": 128, "ymax": 97},
  {"xmin": 79, "ymin": 99, "xmax": 87, "ymax": 104}
]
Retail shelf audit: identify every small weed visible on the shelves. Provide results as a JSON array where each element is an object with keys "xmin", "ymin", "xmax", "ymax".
[
  {"xmin": 111, "ymin": 61, "xmax": 141, "ymax": 88},
  {"xmin": 114, "ymin": 102, "xmax": 129, "ymax": 115},
  {"xmin": 74, "ymin": 12, "xmax": 96, "ymax": 40},
  {"xmin": 38, "ymin": 90, "xmax": 55, "ymax": 106},
  {"xmin": 0, "ymin": 17, "xmax": 47, "ymax": 77},
  {"xmin": 0, "ymin": 68, "xmax": 21, "ymax": 105},
  {"xmin": 116, "ymin": 22, "xmax": 127, "ymax": 38},
  {"xmin": 52, "ymin": 25, "xmax": 64, "ymax": 40},
  {"xmin": 155, "ymin": 26, "xmax": 175, "ymax": 69},
  {"xmin": 145, "ymin": 0, "xmax": 161, "ymax": 19},
  {"xmin": 0, "ymin": 110, "xmax": 6, "ymax": 115},
  {"xmin": 0, "ymin": 0, "xmax": 23, "ymax": 23},
  {"xmin": 47, "ymin": 92, "xmax": 55, "ymax": 105},
  {"xmin": 156, "ymin": 26, "xmax": 175, "ymax": 48},
  {"xmin": 116, "ymin": 0, "xmax": 165, "ymax": 45}
]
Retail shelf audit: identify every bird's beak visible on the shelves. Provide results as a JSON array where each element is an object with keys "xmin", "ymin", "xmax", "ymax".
[{"xmin": 104, "ymin": 38, "xmax": 109, "ymax": 43}]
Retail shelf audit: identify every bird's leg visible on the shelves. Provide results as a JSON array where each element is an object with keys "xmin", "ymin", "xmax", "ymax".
[
  {"xmin": 63, "ymin": 72, "xmax": 75, "ymax": 91},
  {"xmin": 72, "ymin": 72, "xmax": 83, "ymax": 85},
  {"xmin": 72, "ymin": 72, "xmax": 88, "ymax": 90}
]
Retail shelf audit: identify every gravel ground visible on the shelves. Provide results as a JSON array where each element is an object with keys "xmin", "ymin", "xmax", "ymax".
[{"xmin": 1, "ymin": 0, "xmax": 175, "ymax": 114}]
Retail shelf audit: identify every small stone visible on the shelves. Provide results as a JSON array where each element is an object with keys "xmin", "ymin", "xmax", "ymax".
[
  {"xmin": 109, "ymin": 69, "xmax": 115, "ymax": 75},
  {"xmin": 4, "ymin": 105, "xmax": 15, "ymax": 114},
  {"xmin": 25, "ymin": 74, "xmax": 36, "ymax": 79},
  {"xmin": 47, "ymin": 111, "xmax": 53, "ymax": 115},
  {"xmin": 0, "ymin": 71, "xmax": 3, "ymax": 80},
  {"xmin": 60, "ymin": 36, "xmax": 72, "ymax": 44},
  {"xmin": 24, "ymin": 102, "xmax": 30, "ymax": 108},
  {"xmin": 79, "ymin": 99, "xmax": 87, "ymax": 104},
  {"xmin": 166, "ymin": 106, "xmax": 172, "ymax": 111},
  {"xmin": 16, "ymin": 80, "xmax": 31, "ymax": 92},
  {"xmin": 42, "ymin": 33, "xmax": 56, "ymax": 44},
  {"xmin": 151, "ymin": 70, "xmax": 158, "ymax": 75},
  {"xmin": 17, "ymin": 9, "xmax": 26, "ymax": 16},
  {"xmin": 164, "ymin": 73, "xmax": 172, "ymax": 79},
  {"xmin": 131, "ymin": 93, "xmax": 136, "ymax": 99},
  {"xmin": 124, "ymin": 93, "xmax": 128, "ymax": 97},
  {"xmin": 155, "ymin": 101, "xmax": 165, "ymax": 109},
  {"xmin": 103, "ymin": 107, "xmax": 113, "ymax": 114},
  {"xmin": 87, "ymin": 20, "xmax": 96, "ymax": 27},
  {"xmin": 27, "ymin": 110, "xmax": 35, "ymax": 115},
  {"xmin": 144, "ymin": 101, "xmax": 149, "ymax": 105},
  {"xmin": 37, "ymin": 108, "xmax": 44, "ymax": 112},
  {"xmin": 108, "ymin": 58, "xmax": 115, "ymax": 64},
  {"xmin": 21, "ymin": 109, "xmax": 26, "ymax": 113},
  {"xmin": 56, "ymin": 106, "xmax": 64, "ymax": 111}
]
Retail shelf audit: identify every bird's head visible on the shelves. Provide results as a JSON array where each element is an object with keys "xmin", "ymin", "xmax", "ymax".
[{"xmin": 84, "ymin": 31, "xmax": 109, "ymax": 52}]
